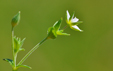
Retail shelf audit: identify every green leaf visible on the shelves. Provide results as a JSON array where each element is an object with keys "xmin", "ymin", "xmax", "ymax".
[
  {"xmin": 17, "ymin": 65, "xmax": 32, "ymax": 69},
  {"xmin": 69, "ymin": 11, "xmax": 75, "ymax": 20},
  {"xmin": 19, "ymin": 38, "xmax": 26, "ymax": 51},
  {"xmin": 3, "ymin": 58, "xmax": 13, "ymax": 66},
  {"xmin": 19, "ymin": 48, "xmax": 25, "ymax": 51},
  {"xmin": 53, "ymin": 18, "xmax": 62, "ymax": 31}
]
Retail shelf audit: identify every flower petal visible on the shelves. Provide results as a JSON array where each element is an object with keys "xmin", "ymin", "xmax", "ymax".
[
  {"xmin": 71, "ymin": 25, "xmax": 83, "ymax": 32},
  {"xmin": 66, "ymin": 10, "xmax": 70, "ymax": 21},
  {"xmin": 71, "ymin": 17, "xmax": 79, "ymax": 23}
]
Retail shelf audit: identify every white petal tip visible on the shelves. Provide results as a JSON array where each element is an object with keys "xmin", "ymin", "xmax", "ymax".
[
  {"xmin": 80, "ymin": 30, "xmax": 83, "ymax": 32},
  {"xmin": 71, "ymin": 25, "xmax": 83, "ymax": 32}
]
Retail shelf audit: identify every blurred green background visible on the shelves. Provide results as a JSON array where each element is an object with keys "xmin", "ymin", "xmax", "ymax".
[{"xmin": 0, "ymin": 0, "xmax": 113, "ymax": 71}]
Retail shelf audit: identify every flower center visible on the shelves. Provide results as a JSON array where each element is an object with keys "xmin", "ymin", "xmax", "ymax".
[{"xmin": 66, "ymin": 20, "xmax": 72, "ymax": 25}]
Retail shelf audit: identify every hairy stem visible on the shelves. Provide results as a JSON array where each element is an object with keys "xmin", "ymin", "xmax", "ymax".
[{"xmin": 18, "ymin": 37, "xmax": 48, "ymax": 65}]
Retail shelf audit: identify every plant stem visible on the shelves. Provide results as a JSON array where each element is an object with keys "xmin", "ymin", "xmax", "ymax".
[
  {"xmin": 12, "ymin": 27, "xmax": 18, "ymax": 71},
  {"xmin": 12, "ymin": 68, "xmax": 18, "ymax": 71},
  {"xmin": 14, "ymin": 53, "xmax": 17, "ymax": 67},
  {"xmin": 18, "ymin": 37, "xmax": 48, "ymax": 65},
  {"xmin": 62, "ymin": 25, "xmax": 68, "ymax": 30},
  {"xmin": 13, "ymin": 70, "xmax": 17, "ymax": 71},
  {"xmin": 12, "ymin": 27, "xmax": 16, "ymax": 67}
]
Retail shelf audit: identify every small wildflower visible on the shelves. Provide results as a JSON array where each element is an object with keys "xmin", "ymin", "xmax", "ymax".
[{"xmin": 66, "ymin": 10, "xmax": 83, "ymax": 32}]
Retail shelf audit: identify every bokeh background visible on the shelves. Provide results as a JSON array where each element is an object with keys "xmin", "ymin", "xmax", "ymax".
[{"xmin": 0, "ymin": 0, "xmax": 113, "ymax": 71}]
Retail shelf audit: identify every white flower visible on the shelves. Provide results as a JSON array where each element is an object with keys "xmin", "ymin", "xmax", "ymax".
[{"xmin": 66, "ymin": 10, "xmax": 83, "ymax": 32}]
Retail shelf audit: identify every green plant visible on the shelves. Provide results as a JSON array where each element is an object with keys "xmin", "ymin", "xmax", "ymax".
[{"xmin": 3, "ymin": 10, "xmax": 83, "ymax": 71}]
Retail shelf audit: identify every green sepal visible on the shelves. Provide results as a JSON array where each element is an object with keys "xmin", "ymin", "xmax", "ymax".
[
  {"xmin": 19, "ymin": 38, "xmax": 26, "ymax": 51},
  {"xmin": 19, "ymin": 48, "xmax": 25, "ymax": 51},
  {"xmin": 13, "ymin": 36, "xmax": 26, "ymax": 53},
  {"xmin": 53, "ymin": 18, "xmax": 62, "ymax": 31},
  {"xmin": 47, "ymin": 18, "xmax": 63, "ymax": 39},
  {"xmin": 47, "ymin": 27, "xmax": 57, "ymax": 39},
  {"xmin": 3, "ymin": 58, "xmax": 14, "ymax": 66},
  {"xmin": 69, "ymin": 11, "xmax": 75, "ymax": 20},
  {"xmin": 47, "ymin": 18, "xmax": 70, "ymax": 39},
  {"xmin": 17, "ymin": 65, "xmax": 32, "ymax": 69},
  {"xmin": 57, "ymin": 30, "xmax": 70, "ymax": 36},
  {"xmin": 11, "ymin": 11, "xmax": 20, "ymax": 27},
  {"xmin": 71, "ymin": 21, "xmax": 83, "ymax": 25},
  {"xmin": 66, "ymin": 11, "xmax": 74, "ymax": 21}
]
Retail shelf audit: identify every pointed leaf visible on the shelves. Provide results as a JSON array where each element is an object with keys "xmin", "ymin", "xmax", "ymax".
[
  {"xmin": 19, "ymin": 48, "xmax": 25, "ymax": 51},
  {"xmin": 17, "ymin": 65, "xmax": 32, "ymax": 69},
  {"xmin": 57, "ymin": 30, "xmax": 70, "ymax": 36},
  {"xmin": 3, "ymin": 58, "xmax": 13, "ymax": 66},
  {"xmin": 53, "ymin": 18, "xmax": 62, "ymax": 31},
  {"xmin": 58, "ymin": 30, "xmax": 63, "ymax": 33},
  {"xmin": 19, "ymin": 38, "xmax": 26, "ymax": 51},
  {"xmin": 69, "ymin": 11, "xmax": 75, "ymax": 20}
]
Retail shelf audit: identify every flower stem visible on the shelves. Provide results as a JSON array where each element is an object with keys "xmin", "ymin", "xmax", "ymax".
[
  {"xmin": 12, "ymin": 70, "xmax": 17, "ymax": 71},
  {"xmin": 62, "ymin": 25, "xmax": 68, "ymax": 30},
  {"xmin": 12, "ymin": 27, "xmax": 18, "ymax": 71},
  {"xmin": 18, "ymin": 37, "xmax": 48, "ymax": 65},
  {"xmin": 12, "ymin": 27, "xmax": 16, "ymax": 67},
  {"xmin": 12, "ymin": 68, "xmax": 18, "ymax": 71}
]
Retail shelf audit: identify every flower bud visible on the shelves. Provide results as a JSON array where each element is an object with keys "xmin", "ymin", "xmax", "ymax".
[{"xmin": 11, "ymin": 11, "xmax": 20, "ymax": 27}]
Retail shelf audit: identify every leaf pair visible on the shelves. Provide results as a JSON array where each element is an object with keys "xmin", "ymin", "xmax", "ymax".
[{"xmin": 3, "ymin": 58, "xmax": 31, "ymax": 69}]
